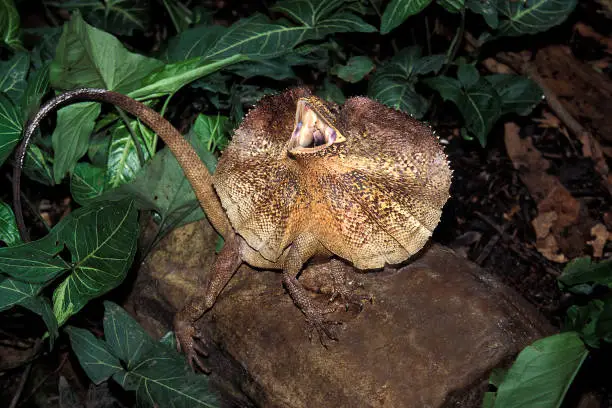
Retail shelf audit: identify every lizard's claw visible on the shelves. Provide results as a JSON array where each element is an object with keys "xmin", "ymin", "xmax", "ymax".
[
  {"xmin": 304, "ymin": 305, "xmax": 342, "ymax": 347},
  {"xmin": 174, "ymin": 319, "xmax": 210, "ymax": 374}
]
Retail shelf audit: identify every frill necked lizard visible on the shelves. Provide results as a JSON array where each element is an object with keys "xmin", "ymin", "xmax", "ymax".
[{"xmin": 14, "ymin": 88, "xmax": 452, "ymax": 369}]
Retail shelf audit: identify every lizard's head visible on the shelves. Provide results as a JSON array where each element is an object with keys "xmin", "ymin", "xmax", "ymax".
[{"xmin": 287, "ymin": 96, "xmax": 346, "ymax": 155}]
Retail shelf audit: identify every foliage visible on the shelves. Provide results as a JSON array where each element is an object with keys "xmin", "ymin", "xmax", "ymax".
[
  {"xmin": 0, "ymin": 0, "xmax": 580, "ymax": 406},
  {"xmin": 66, "ymin": 302, "xmax": 219, "ymax": 407},
  {"xmin": 485, "ymin": 257, "xmax": 612, "ymax": 407}
]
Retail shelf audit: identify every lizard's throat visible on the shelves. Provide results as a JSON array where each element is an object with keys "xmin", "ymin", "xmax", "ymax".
[{"xmin": 288, "ymin": 99, "xmax": 345, "ymax": 154}]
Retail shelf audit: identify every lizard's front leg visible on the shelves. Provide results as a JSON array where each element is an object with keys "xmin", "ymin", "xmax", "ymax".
[
  {"xmin": 282, "ymin": 235, "xmax": 341, "ymax": 343},
  {"xmin": 174, "ymin": 235, "xmax": 242, "ymax": 371}
]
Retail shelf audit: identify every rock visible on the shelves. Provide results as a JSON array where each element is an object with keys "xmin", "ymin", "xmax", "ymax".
[{"xmin": 127, "ymin": 221, "xmax": 554, "ymax": 408}]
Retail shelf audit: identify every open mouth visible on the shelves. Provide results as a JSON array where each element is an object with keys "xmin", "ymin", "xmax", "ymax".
[{"xmin": 288, "ymin": 99, "xmax": 345, "ymax": 153}]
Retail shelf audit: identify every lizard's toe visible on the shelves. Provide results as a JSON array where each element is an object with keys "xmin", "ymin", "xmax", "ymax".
[{"xmin": 174, "ymin": 319, "xmax": 210, "ymax": 373}]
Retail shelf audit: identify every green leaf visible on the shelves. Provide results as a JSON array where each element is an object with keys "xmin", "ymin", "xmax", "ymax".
[
  {"xmin": 565, "ymin": 299, "xmax": 612, "ymax": 348},
  {"xmin": 495, "ymin": 0, "xmax": 578, "ymax": 37},
  {"xmin": 0, "ymin": 201, "xmax": 21, "ymax": 247},
  {"xmin": 558, "ymin": 257, "xmax": 612, "ymax": 295},
  {"xmin": 21, "ymin": 62, "xmax": 50, "ymax": 121},
  {"xmin": 23, "ymin": 142, "xmax": 54, "ymax": 186},
  {"xmin": 0, "ymin": 237, "xmax": 68, "ymax": 283},
  {"xmin": 205, "ymin": 5, "xmax": 375, "ymax": 61},
  {"xmin": 163, "ymin": 24, "xmax": 227, "ymax": 62},
  {"xmin": 50, "ymin": 11, "xmax": 164, "ymax": 93},
  {"xmin": 466, "ymin": 0, "xmax": 498, "ymax": 28},
  {"xmin": 368, "ymin": 47, "xmax": 444, "ymax": 118},
  {"xmin": 55, "ymin": 0, "xmax": 149, "ymax": 36},
  {"xmin": 192, "ymin": 114, "xmax": 229, "ymax": 153},
  {"xmin": 71, "ymin": 163, "xmax": 107, "ymax": 205},
  {"xmin": 317, "ymin": 77, "xmax": 345, "ymax": 104},
  {"xmin": 425, "ymin": 75, "xmax": 502, "ymax": 145},
  {"xmin": 105, "ymin": 120, "xmax": 156, "ymax": 188},
  {"xmin": 100, "ymin": 302, "xmax": 219, "ymax": 407},
  {"xmin": 103, "ymin": 301, "xmax": 156, "ymax": 366},
  {"xmin": 0, "ymin": 93, "xmax": 22, "ymax": 166},
  {"xmin": 491, "ymin": 332, "xmax": 588, "ymax": 408},
  {"xmin": 65, "ymin": 326, "xmax": 124, "ymax": 384},
  {"xmin": 0, "ymin": 0, "xmax": 23, "ymax": 50},
  {"xmin": 21, "ymin": 296, "xmax": 59, "ymax": 348},
  {"xmin": 101, "ymin": 131, "xmax": 217, "ymax": 243},
  {"xmin": 51, "ymin": 102, "xmax": 102, "ymax": 183},
  {"xmin": 380, "ymin": 0, "xmax": 433, "ymax": 34},
  {"xmin": 52, "ymin": 200, "xmax": 138, "ymax": 325},
  {"xmin": 484, "ymin": 74, "xmax": 543, "ymax": 116},
  {"xmin": 0, "ymin": 52, "xmax": 29, "ymax": 104},
  {"xmin": 228, "ymin": 55, "xmax": 310, "ymax": 80},
  {"xmin": 457, "ymin": 64, "xmax": 479, "ymax": 88},
  {"xmin": 331, "ymin": 56, "xmax": 375, "ymax": 83},
  {"xmin": 0, "ymin": 277, "xmax": 44, "ymax": 312},
  {"xmin": 128, "ymin": 55, "xmax": 245, "ymax": 100},
  {"xmin": 437, "ymin": 0, "xmax": 464, "ymax": 13}
]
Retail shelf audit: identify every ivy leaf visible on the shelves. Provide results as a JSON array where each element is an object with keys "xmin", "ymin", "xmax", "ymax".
[
  {"xmin": 50, "ymin": 11, "xmax": 163, "ymax": 93},
  {"xmin": 495, "ymin": 0, "xmax": 578, "ymax": 37},
  {"xmin": 23, "ymin": 142, "xmax": 54, "ymax": 186},
  {"xmin": 51, "ymin": 102, "xmax": 101, "ymax": 183},
  {"xmin": 65, "ymin": 326, "xmax": 124, "ymax": 384},
  {"xmin": 163, "ymin": 24, "xmax": 227, "ymax": 62},
  {"xmin": 490, "ymin": 332, "xmax": 588, "ymax": 408},
  {"xmin": 49, "ymin": 12, "xmax": 163, "ymax": 182},
  {"xmin": 0, "ymin": 201, "xmax": 21, "ymax": 247},
  {"xmin": 54, "ymin": 0, "xmax": 149, "ymax": 36},
  {"xmin": 0, "ymin": 93, "xmax": 22, "ymax": 166},
  {"xmin": 466, "ymin": 0, "xmax": 498, "ymax": 29},
  {"xmin": 128, "ymin": 55, "xmax": 245, "ymax": 100},
  {"xmin": 484, "ymin": 74, "xmax": 543, "ymax": 116},
  {"xmin": 331, "ymin": 56, "xmax": 375, "ymax": 83},
  {"xmin": 20, "ymin": 296, "xmax": 59, "ymax": 348},
  {"xmin": 380, "ymin": 0, "xmax": 433, "ymax": 34},
  {"xmin": 105, "ymin": 120, "xmax": 156, "ymax": 188},
  {"xmin": 192, "ymin": 114, "xmax": 229, "ymax": 154},
  {"xmin": 317, "ymin": 77, "xmax": 345, "ymax": 104},
  {"xmin": 101, "ymin": 130, "xmax": 218, "ymax": 243},
  {"xmin": 0, "ymin": 277, "xmax": 44, "ymax": 312},
  {"xmin": 368, "ymin": 47, "xmax": 445, "ymax": 118},
  {"xmin": 0, "ymin": 0, "xmax": 23, "ymax": 50},
  {"xmin": 67, "ymin": 302, "xmax": 220, "ymax": 406},
  {"xmin": 437, "ymin": 0, "xmax": 464, "ymax": 13},
  {"xmin": 558, "ymin": 257, "xmax": 612, "ymax": 295},
  {"xmin": 0, "ymin": 277, "xmax": 58, "ymax": 345},
  {"xmin": 71, "ymin": 163, "xmax": 107, "ymax": 205},
  {"xmin": 21, "ymin": 62, "xmax": 50, "ymax": 121},
  {"xmin": 0, "ymin": 52, "xmax": 29, "ymax": 104},
  {"xmin": 425, "ymin": 74, "xmax": 502, "ymax": 145},
  {"xmin": 51, "ymin": 200, "xmax": 138, "ymax": 326}
]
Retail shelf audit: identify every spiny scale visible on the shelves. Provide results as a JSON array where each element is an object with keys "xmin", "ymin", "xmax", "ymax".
[{"xmin": 213, "ymin": 88, "xmax": 451, "ymax": 269}]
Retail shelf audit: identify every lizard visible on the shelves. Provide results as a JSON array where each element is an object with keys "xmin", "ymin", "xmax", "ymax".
[{"xmin": 13, "ymin": 87, "xmax": 452, "ymax": 370}]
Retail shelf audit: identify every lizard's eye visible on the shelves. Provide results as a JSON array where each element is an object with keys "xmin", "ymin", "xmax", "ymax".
[{"xmin": 288, "ymin": 99, "xmax": 345, "ymax": 154}]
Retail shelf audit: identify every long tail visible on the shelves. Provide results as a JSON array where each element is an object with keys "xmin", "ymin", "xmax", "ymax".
[{"xmin": 13, "ymin": 88, "xmax": 233, "ymax": 241}]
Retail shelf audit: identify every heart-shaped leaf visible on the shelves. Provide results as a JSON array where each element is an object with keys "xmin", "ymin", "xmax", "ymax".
[
  {"xmin": 380, "ymin": 0, "xmax": 433, "ymax": 34},
  {"xmin": 0, "ymin": 93, "xmax": 22, "ymax": 166},
  {"xmin": 496, "ymin": 0, "xmax": 578, "ymax": 37},
  {"xmin": 331, "ymin": 56, "xmax": 375, "ymax": 83},
  {"xmin": 0, "ymin": 52, "xmax": 29, "ymax": 104},
  {"xmin": 0, "ymin": 201, "xmax": 20, "ymax": 247}
]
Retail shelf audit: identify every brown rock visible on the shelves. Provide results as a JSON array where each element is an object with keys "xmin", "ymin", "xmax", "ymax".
[{"xmin": 128, "ymin": 222, "xmax": 554, "ymax": 408}]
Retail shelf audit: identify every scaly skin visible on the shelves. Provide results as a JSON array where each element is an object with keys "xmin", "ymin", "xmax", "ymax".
[{"xmin": 15, "ymin": 88, "xmax": 452, "ymax": 370}]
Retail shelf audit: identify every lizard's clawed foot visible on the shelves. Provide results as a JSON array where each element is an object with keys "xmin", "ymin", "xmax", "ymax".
[
  {"xmin": 174, "ymin": 318, "xmax": 210, "ymax": 373},
  {"xmin": 304, "ymin": 305, "xmax": 342, "ymax": 347}
]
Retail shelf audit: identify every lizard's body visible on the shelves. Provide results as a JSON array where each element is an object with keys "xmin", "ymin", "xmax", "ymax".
[{"xmin": 14, "ymin": 87, "xmax": 451, "ymax": 369}]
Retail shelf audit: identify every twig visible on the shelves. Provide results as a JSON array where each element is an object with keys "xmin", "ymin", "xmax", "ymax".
[{"xmin": 494, "ymin": 52, "xmax": 612, "ymax": 197}]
